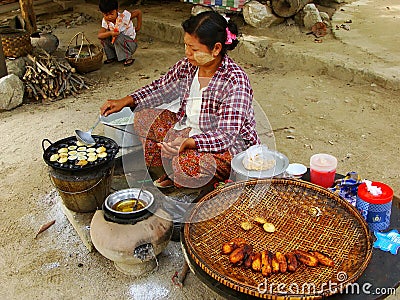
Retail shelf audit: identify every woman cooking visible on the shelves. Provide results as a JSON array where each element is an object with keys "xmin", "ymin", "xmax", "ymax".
[{"xmin": 100, "ymin": 11, "xmax": 260, "ymax": 188}]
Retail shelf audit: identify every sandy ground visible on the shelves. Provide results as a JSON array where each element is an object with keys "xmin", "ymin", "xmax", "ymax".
[{"xmin": 0, "ymin": 1, "xmax": 399, "ymax": 299}]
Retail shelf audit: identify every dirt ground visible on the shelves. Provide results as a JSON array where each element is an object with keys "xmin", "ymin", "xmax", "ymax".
[{"xmin": 0, "ymin": 1, "xmax": 399, "ymax": 299}]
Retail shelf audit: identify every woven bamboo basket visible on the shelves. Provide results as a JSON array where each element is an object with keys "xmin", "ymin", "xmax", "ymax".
[
  {"xmin": 65, "ymin": 32, "xmax": 103, "ymax": 74},
  {"xmin": 0, "ymin": 28, "xmax": 32, "ymax": 58},
  {"xmin": 183, "ymin": 179, "xmax": 373, "ymax": 299}
]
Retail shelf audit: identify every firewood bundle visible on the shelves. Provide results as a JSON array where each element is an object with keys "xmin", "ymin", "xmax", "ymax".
[{"xmin": 22, "ymin": 50, "xmax": 93, "ymax": 102}]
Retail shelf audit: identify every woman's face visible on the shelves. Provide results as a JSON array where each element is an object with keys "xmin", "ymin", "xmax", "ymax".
[
  {"xmin": 184, "ymin": 33, "xmax": 220, "ymax": 66},
  {"xmin": 103, "ymin": 10, "xmax": 117, "ymax": 23}
]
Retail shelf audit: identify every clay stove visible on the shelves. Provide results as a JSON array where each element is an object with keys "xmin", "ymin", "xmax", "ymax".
[{"xmin": 90, "ymin": 188, "xmax": 173, "ymax": 276}]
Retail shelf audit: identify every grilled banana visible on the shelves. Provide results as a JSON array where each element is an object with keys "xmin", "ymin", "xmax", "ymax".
[
  {"xmin": 244, "ymin": 252, "xmax": 255, "ymax": 269},
  {"xmin": 251, "ymin": 252, "xmax": 262, "ymax": 272},
  {"xmin": 229, "ymin": 244, "xmax": 252, "ymax": 265},
  {"xmin": 311, "ymin": 251, "xmax": 335, "ymax": 267},
  {"xmin": 269, "ymin": 251, "xmax": 280, "ymax": 273},
  {"xmin": 243, "ymin": 246, "xmax": 254, "ymax": 269},
  {"xmin": 286, "ymin": 252, "xmax": 298, "ymax": 272},
  {"xmin": 229, "ymin": 246, "xmax": 246, "ymax": 264},
  {"xmin": 293, "ymin": 249, "xmax": 319, "ymax": 267},
  {"xmin": 261, "ymin": 250, "xmax": 272, "ymax": 277},
  {"xmin": 221, "ymin": 238, "xmax": 247, "ymax": 255},
  {"xmin": 275, "ymin": 251, "xmax": 287, "ymax": 273}
]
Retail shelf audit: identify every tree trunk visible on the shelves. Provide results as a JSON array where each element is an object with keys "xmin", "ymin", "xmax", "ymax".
[
  {"xmin": 0, "ymin": 36, "xmax": 7, "ymax": 78},
  {"xmin": 271, "ymin": 0, "xmax": 312, "ymax": 18},
  {"xmin": 19, "ymin": 0, "xmax": 36, "ymax": 34}
]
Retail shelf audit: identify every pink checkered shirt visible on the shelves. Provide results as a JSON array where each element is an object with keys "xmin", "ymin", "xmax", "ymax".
[{"xmin": 130, "ymin": 55, "xmax": 260, "ymax": 155}]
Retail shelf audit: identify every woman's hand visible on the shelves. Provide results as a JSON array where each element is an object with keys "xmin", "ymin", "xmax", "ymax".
[
  {"xmin": 158, "ymin": 137, "xmax": 196, "ymax": 159},
  {"xmin": 100, "ymin": 96, "xmax": 134, "ymax": 116}
]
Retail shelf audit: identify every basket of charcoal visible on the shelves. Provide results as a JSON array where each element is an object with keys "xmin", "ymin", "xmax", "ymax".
[
  {"xmin": 65, "ymin": 32, "xmax": 103, "ymax": 73},
  {"xmin": 0, "ymin": 27, "xmax": 32, "ymax": 58}
]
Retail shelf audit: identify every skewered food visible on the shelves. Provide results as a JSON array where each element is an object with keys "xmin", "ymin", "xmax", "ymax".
[
  {"xmin": 251, "ymin": 252, "xmax": 262, "ymax": 272},
  {"xmin": 261, "ymin": 250, "xmax": 272, "ymax": 276},
  {"xmin": 242, "ymin": 245, "xmax": 253, "ymax": 267},
  {"xmin": 293, "ymin": 249, "xmax": 319, "ymax": 267},
  {"xmin": 311, "ymin": 251, "xmax": 335, "ymax": 267},
  {"xmin": 244, "ymin": 252, "xmax": 255, "ymax": 269},
  {"xmin": 286, "ymin": 252, "xmax": 298, "ymax": 272},
  {"xmin": 270, "ymin": 252, "xmax": 280, "ymax": 273},
  {"xmin": 275, "ymin": 251, "xmax": 287, "ymax": 273},
  {"xmin": 221, "ymin": 238, "xmax": 247, "ymax": 255},
  {"xmin": 229, "ymin": 245, "xmax": 246, "ymax": 265},
  {"xmin": 222, "ymin": 239, "xmax": 333, "ymax": 277}
]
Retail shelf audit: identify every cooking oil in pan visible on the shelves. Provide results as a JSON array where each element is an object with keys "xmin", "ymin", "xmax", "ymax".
[{"xmin": 112, "ymin": 199, "xmax": 145, "ymax": 212}]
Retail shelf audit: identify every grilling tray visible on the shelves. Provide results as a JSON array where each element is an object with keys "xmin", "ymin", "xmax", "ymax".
[{"xmin": 183, "ymin": 179, "xmax": 373, "ymax": 299}]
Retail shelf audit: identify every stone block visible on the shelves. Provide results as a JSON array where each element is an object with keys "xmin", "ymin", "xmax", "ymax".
[
  {"xmin": 243, "ymin": 1, "xmax": 284, "ymax": 28},
  {"xmin": 0, "ymin": 74, "xmax": 24, "ymax": 111}
]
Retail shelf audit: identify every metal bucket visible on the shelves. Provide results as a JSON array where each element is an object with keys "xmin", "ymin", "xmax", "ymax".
[{"xmin": 100, "ymin": 107, "xmax": 141, "ymax": 147}]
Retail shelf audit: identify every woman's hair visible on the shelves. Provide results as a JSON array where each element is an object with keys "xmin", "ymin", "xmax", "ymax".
[
  {"xmin": 182, "ymin": 11, "xmax": 239, "ymax": 56},
  {"xmin": 99, "ymin": 0, "xmax": 118, "ymax": 13}
]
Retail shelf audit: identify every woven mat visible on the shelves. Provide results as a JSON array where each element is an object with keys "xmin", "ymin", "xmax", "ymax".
[{"xmin": 183, "ymin": 179, "xmax": 373, "ymax": 299}]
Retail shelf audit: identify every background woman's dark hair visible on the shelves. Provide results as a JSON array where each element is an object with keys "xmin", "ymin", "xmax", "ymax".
[
  {"xmin": 99, "ymin": 0, "xmax": 118, "ymax": 13},
  {"xmin": 182, "ymin": 11, "xmax": 239, "ymax": 56}
]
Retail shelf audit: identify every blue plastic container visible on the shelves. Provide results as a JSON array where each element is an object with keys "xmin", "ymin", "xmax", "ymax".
[{"xmin": 356, "ymin": 182, "xmax": 393, "ymax": 231}]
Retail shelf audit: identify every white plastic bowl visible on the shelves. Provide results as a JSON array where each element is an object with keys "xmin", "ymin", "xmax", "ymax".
[{"xmin": 286, "ymin": 163, "xmax": 307, "ymax": 178}]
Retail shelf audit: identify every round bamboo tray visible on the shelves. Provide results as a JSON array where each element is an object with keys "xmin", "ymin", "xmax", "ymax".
[{"xmin": 183, "ymin": 179, "xmax": 373, "ymax": 299}]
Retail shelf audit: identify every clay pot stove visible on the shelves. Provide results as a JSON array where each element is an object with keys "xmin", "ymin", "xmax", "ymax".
[{"xmin": 90, "ymin": 188, "xmax": 173, "ymax": 276}]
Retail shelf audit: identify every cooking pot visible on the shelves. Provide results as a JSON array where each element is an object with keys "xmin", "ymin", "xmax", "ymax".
[{"xmin": 104, "ymin": 188, "xmax": 155, "ymax": 219}]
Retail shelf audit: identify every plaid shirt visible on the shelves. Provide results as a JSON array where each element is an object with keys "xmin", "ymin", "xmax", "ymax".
[{"xmin": 130, "ymin": 55, "xmax": 260, "ymax": 155}]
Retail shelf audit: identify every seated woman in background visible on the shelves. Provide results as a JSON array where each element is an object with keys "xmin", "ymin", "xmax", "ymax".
[{"xmin": 100, "ymin": 11, "xmax": 260, "ymax": 188}]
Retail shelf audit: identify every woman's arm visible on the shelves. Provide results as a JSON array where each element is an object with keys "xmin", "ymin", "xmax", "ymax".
[{"xmin": 100, "ymin": 95, "xmax": 134, "ymax": 116}]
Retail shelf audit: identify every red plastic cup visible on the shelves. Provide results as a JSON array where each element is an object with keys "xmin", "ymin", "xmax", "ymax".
[{"xmin": 310, "ymin": 153, "xmax": 338, "ymax": 188}]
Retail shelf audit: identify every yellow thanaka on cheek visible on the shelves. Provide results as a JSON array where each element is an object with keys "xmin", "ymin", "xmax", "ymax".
[{"xmin": 193, "ymin": 51, "xmax": 214, "ymax": 65}]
